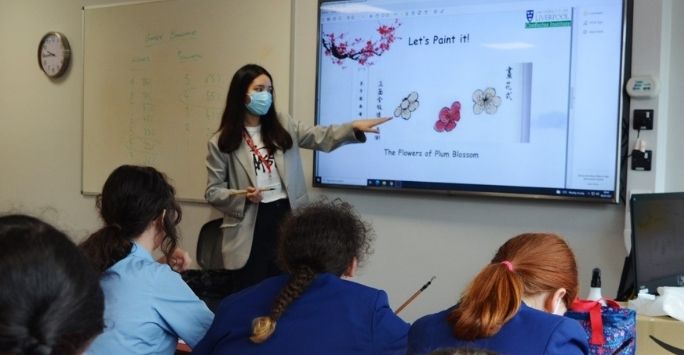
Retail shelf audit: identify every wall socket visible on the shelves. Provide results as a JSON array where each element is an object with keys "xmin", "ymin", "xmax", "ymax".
[
  {"xmin": 631, "ymin": 149, "xmax": 652, "ymax": 171},
  {"xmin": 633, "ymin": 109, "xmax": 654, "ymax": 130}
]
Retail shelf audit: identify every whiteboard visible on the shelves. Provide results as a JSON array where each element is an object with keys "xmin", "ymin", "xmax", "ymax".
[{"xmin": 83, "ymin": 0, "xmax": 292, "ymax": 201}]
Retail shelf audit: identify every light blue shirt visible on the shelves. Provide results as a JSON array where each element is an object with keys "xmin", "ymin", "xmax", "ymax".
[{"xmin": 86, "ymin": 243, "xmax": 214, "ymax": 355}]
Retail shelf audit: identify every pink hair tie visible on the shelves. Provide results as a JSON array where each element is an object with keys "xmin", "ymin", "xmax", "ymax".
[{"xmin": 501, "ymin": 260, "xmax": 514, "ymax": 272}]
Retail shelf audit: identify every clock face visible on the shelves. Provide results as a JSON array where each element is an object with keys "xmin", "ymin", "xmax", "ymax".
[{"xmin": 39, "ymin": 32, "xmax": 71, "ymax": 78}]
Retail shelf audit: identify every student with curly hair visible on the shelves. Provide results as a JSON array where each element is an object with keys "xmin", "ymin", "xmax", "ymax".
[
  {"xmin": 0, "ymin": 214, "xmax": 104, "ymax": 355},
  {"xmin": 80, "ymin": 165, "xmax": 213, "ymax": 354},
  {"xmin": 408, "ymin": 233, "xmax": 589, "ymax": 355},
  {"xmin": 193, "ymin": 199, "xmax": 409, "ymax": 354}
]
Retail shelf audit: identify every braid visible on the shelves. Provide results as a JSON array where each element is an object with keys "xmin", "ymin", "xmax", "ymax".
[{"xmin": 250, "ymin": 266, "xmax": 316, "ymax": 343}]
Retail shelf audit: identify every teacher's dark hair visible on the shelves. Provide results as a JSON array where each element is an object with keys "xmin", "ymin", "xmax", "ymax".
[
  {"xmin": 0, "ymin": 214, "xmax": 104, "ymax": 355},
  {"xmin": 250, "ymin": 198, "xmax": 374, "ymax": 343},
  {"xmin": 79, "ymin": 165, "xmax": 182, "ymax": 273},
  {"xmin": 216, "ymin": 63, "xmax": 293, "ymax": 154}
]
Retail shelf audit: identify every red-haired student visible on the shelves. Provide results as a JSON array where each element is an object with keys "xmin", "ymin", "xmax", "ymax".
[{"xmin": 407, "ymin": 233, "xmax": 589, "ymax": 355}]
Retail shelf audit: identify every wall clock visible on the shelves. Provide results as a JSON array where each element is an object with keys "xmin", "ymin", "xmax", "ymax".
[{"xmin": 38, "ymin": 31, "xmax": 71, "ymax": 78}]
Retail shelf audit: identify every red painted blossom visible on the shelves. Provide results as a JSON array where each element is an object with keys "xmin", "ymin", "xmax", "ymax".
[{"xmin": 435, "ymin": 100, "xmax": 462, "ymax": 132}]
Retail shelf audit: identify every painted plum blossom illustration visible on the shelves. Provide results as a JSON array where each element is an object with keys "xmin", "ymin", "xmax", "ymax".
[
  {"xmin": 321, "ymin": 19, "xmax": 401, "ymax": 66},
  {"xmin": 434, "ymin": 101, "xmax": 461, "ymax": 132},
  {"xmin": 394, "ymin": 91, "xmax": 419, "ymax": 120},
  {"xmin": 472, "ymin": 87, "xmax": 501, "ymax": 114}
]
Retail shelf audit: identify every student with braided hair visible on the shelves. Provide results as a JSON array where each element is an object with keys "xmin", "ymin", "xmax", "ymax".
[
  {"xmin": 193, "ymin": 199, "xmax": 409, "ymax": 354},
  {"xmin": 407, "ymin": 233, "xmax": 589, "ymax": 355}
]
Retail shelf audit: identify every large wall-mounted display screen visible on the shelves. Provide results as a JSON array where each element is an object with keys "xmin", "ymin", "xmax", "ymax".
[{"xmin": 313, "ymin": 0, "xmax": 630, "ymax": 202}]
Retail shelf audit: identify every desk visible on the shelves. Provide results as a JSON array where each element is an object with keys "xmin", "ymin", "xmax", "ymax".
[{"xmin": 636, "ymin": 314, "xmax": 684, "ymax": 354}]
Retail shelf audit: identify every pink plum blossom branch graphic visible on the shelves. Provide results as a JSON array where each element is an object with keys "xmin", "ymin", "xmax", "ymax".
[{"xmin": 321, "ymin": 19, "xmax": 401, "ymax": 66}]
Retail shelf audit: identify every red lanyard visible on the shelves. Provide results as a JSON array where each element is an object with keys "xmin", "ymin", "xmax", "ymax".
[{"xmin": 242, "ymin": 130, "xmax": 272, "ymax": 173}]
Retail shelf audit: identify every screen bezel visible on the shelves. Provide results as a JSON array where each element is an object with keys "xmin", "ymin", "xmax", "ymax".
[{"xmin": 312, "ymin": 0, "xmax": 633, "ymax": 203}]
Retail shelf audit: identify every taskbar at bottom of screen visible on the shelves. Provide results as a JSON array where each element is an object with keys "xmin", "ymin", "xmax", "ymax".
[
  {"xmin": 314, "ymin": 176, "xmax": 615, "ymax": 201},
  {"xmin": 363, "ymin": 179, "xmax": 615, "ymax": 201}
]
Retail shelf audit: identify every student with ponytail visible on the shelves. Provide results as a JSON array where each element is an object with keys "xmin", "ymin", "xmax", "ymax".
[
  {"xmin": 80, "ymin": 165, "xmax": 213, "ymax": 354},
  {"xmin": 0, "ymin": 215, "xmax": 104, "ymax": 355},
  {"xmin": 407, "ymin": 233, "xmax": 589, "ymax": 355},
  {"xmin": 192, "ymin": 199, "xmax": 409, "ymax": 355}
]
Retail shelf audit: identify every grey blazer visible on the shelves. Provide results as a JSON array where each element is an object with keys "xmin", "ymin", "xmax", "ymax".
[{"xmin": 205, "ymin": 113, "xmax": 365, "ymax": 269}]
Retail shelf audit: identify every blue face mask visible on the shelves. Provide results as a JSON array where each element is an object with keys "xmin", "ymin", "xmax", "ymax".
[{"xmin": 246, "ymin": 91, "xmax": 272, "ymax": 116}]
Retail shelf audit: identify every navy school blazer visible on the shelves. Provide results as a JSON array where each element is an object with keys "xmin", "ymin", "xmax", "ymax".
[
  {"xmin": 407, "ymin": 303, "xmax": 589, "ymax": 355},
  {"xmin": 193, "ymin": 273, "xmax": 409, "ymax": 355}
]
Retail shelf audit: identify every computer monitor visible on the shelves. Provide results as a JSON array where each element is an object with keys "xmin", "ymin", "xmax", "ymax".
[{"xmin": 628, "ymin": 192, "xmax": 684, "ymax": 296}]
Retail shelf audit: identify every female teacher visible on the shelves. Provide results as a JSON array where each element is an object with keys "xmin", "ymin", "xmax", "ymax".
[{"xmin": 205, "ymin": 63, "xmax": 388, "ymax": 292}]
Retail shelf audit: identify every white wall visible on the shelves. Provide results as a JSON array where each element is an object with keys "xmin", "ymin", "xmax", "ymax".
[
  {"xmin": 665, "ymin": 0, "xmax": 684, "ymax": 191},
  {"xmin": 0, "ymin": 0, "xmax": 680, "ymax": 323}
]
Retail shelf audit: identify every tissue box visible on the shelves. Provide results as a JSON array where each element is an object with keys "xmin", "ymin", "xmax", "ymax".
[{"xmin": 636, "ymin": 314, "xmax": 684, "ymax": 354}]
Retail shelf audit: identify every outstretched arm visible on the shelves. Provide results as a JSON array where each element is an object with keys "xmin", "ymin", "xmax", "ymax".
[{"xmin": 352, "ymin": 116, "xmax": 392, "ymax": 133}]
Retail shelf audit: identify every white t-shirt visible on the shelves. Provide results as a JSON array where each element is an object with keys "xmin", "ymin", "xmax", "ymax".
[{"xmin": 244, "ymin": 125, "xmax": 288, "ymax": 203}]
